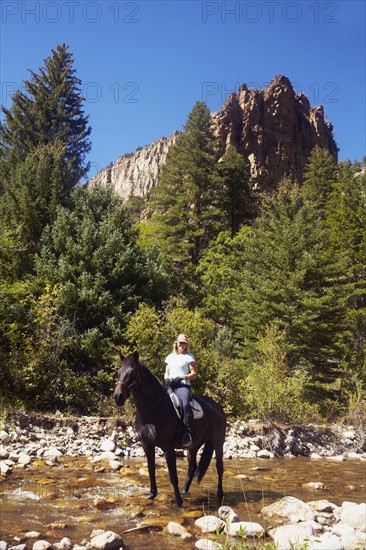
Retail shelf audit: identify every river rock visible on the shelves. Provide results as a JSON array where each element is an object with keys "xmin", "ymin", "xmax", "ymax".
[
  {"xmin": 109, "ymin": 460, "xmax": 122, "ymax": 471},
  {"xmin": 32, "ymin": 541, "xmax": 52, "ymax": 550},
  {"xmin": 307, "ymin": 499, "xmax": 338, "ymax": 513},
  {"xmin": 341, "ymin": 532, "xmax": 366, "ymax": 550},
  {"xmin": 9, "ymin": 545, "xmax": 27, "ymax": 550},
  {"xmin": 195, "ymin": 515, "xmax": 225, "ymax": 533},
  {"xmin": 226, "ymin": 521, "xmax": 264, "ymax": 537},
  {"xmin": 269, "ymin": 523, "xmax": 314, "ymax": 548},
  {"xmin": 258, "ymin": 449, "xmax": 274, "ymax": 458},
  {"xmin": 340, "ymin": 501, "xmax": 366, "ymax": 531},
  {"xmin": 307, "ymin": 532, "xmax": 344, "ymax": 549},
  {"xmin": 195, "ymin": 540, "xmax": 221, "ymax": 550},
  {"xmin": 261, "ymin": 496, "xmax": 317, "ymax": 522},
  {"xmin": 59, "ymin": 538, "xmax": 72, "ymax": 549},
  {"xmin": 90, "ymin": 530, "xmax": 124, "ymax": 550},
  {"xmin": 303, "ymin": 482, "xmax": 325, "ymax": 490},
  {"xmin": 100, "ymin": 440, "xmax": 116, "ymax": 453},
  {"xmin": 24, "ymin": 533, "xmax": 41, "ymax": 539},
  {"xmin": 0, "ymin": 430, "xmax": 11, "ymax": 444},
  {"xmin": 167, "ymin": 521, "xmax": 188, "ymax": 536},
  {"xmin": 0, "ymin": 461, "xmax": 11, "ymax": 475},
  {"xmin": 0, "ymin": 446, "xmax": 9, "ymax": 459},
  {"xmin": 43, "ymin": 447, "xmax": 63, "ymax": 457},
  {"xmin": 0, "ymin": 543, "xmax": 7, "ymax": 550},
  {"xmin": 332, "ymin": 524, "xmax": 355, "ymax": 537},
  {"xmin": 17, "ymin": 452, "xmax": 32, "ymax": 465},
  {"xmin": 218, "ymin": 505, "xmax": 239, "ymax": 523}
]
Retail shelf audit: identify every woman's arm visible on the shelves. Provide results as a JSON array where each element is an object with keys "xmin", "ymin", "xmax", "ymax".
[
  {"xmin": 181, "ymin": 361, "xmax": 197, "ymax": 382},
  {"xmin": 164, "ymin": 365, "xmax": 170, "ymax": 379}
]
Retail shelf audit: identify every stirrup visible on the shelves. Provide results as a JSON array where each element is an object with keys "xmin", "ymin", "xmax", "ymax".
[{"xmin": 182, "ymin": 432, "xmax": 192, "ymax": 448}]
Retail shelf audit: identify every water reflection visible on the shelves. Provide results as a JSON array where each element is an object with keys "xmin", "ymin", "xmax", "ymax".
[{"xmin": 0, "ymin": 456, "xmax": 364, "ymax": 549}]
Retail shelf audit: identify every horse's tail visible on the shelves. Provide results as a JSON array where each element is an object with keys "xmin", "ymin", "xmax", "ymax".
[{"xmin": 195, "ymin": 440, "xmax": 214, "ymax": 484}]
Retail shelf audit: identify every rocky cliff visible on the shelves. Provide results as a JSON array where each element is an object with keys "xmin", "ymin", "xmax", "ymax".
[{"xmin": 89, "ymin": 75, "xmax": 338, "ymax": 198}]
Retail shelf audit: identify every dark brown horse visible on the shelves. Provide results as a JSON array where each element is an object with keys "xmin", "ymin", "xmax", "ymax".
[{"xmin": 113, "ymin": 351, "xmax": 226, "ymax": 506}]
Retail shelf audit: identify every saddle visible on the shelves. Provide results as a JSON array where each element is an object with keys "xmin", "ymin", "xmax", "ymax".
[{"xmin": 167, "ymin": 388, "xmax": 204, "ymax": 420}]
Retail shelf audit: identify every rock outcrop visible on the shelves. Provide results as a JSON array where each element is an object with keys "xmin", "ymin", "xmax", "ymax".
[
  {"xmin": 88, "ymin": 132, "xmax": 180, "ymax": 201},
  {"xmin": 88, "ymin": 75, "xmax": 338, "ymax": 198}
]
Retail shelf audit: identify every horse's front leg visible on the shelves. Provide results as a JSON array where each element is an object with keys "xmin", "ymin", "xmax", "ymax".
[
  {"xmin": 144, "ymin": 445, "xmax": 157, "ymax": 500},
  {"xmin": 164, "ymin": 446, "xmax": 183, "ymax": 506},
  {"xmin": 182, "ymin": 447, "xmax": 198, "ymax": 495}
]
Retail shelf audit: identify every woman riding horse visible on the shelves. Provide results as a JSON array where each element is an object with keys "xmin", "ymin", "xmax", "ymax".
[{"xmin": 164, "ymin": 334, "xmax": 197, "ymax": 448}]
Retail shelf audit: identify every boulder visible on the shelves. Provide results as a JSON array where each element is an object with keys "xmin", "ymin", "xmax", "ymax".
[
  {"xmin": 340, "ymin": 502, "xmax": 366, "ymax": 531},
  {"xmin": 226, "ymin": 521, "xmax": 264, "ymax": 537},
  {"xmin": 261, "ymin": 496, "xmax": 317, "ymax": 522},
  {"xmin": 195, "ymin": 515, "xmax": 225, "ymax": 534},
  {"xmin": 269, "ymin": 523, "xmax": 314, "ymax": 548},
  {"xmin": 90, "ymin": 531, "xmax": 124, "ymax": 550}
]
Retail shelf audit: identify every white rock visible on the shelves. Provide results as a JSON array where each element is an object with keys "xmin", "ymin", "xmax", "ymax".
[
  {"xmin": 340, "ymin": 502, "xmax": 366, "ymax": 531},
  {"xmin": 218, "ymin": 505, "xmax": 239, "ymax": 523},
  {"xmin": 24, "ymin": 533, "xmax": 41, "ymax": 539},
  {"xmin": 195, "ymin": 540, "xmax": 221, "ymax": 550},
  {"xmin": 310, "ymin": 453, "xmax": 322, "ymax": 459},
  {"xmin": 100, "ymin": 440, "xmax": 116, "ymax": 453},
  {"xmin": 0, "ymin": 541, "xmax": 7, "ymax": 550},
  {"xmin": 109, "ymin": 460, "xmax": 122, "ymax": 471},
  {"xmin": 32, "ymin": 541, "xmax": 52, "ymax": 550},
  {"xmin": 269, "ymin": 523, "xmax": 314, "ymax": 549},
  {"xmin": 167, "ymin": 522, "xmax": 187, "ymax": 536},
  {"xmin": 347, "ymin": 452, "xmax": 362, "ymax": 460},
  {"xmin": 226, "ymin": 521, "xmax": 264, "ymax": 537},
  {"xmin": 307, "ymin": 500, "xmax": 337, "ymax": 513},
  {"xmin": 17, "ymin": 453, "xmax": 32, "ymax": 465},
  {"xmin": 307, "ymin": 532, "xmax": 344, "ymax": 549},
  {"xmin": 262, "ymin": 496, "xmax": 317, "ymax": 522},
  {"xmin": 331, "ymin": 524, "xmax": 355, "ymax": 537},
  {"xmin": 195, "ymin": 515, "xmax": 225, "ymax": 534},
  {"xmin": 90, "ymin": 530, "xmax": 124, "ymax": 550},
  {"xmin": 0, "ymin": 431, "xmax": 11, "ymax": 444},
  {"xmin": 326, "ymin": 455, "xmax": 345, "ymax": 462},
  {"xmin": 0, "ymin": 461, "xmax": 11, "ymax": 475},
  {"xmin": 303, "ymin": 482, "xmax": 325, "ymax": 490},
  {"xmin": 341, "ymin": 532, "xmax": 366, "ymax": 550},
  {"xmin": 0, "ymin": 446, "xmax": 9, "ymax": 459},
  {"xmin": 43, "ymin": 447, "xmax": 63, "ymax": 457},
  {"xmin": 257, "ymin": 449, "xmax": 274, "ymax": 458},
  {"xmin": 250, "ymin": 444, "xmax": 260, "ymax": 452},
  {"xmin": 59, "ymin": 538, "xmax": 72, "ymax": 549}
]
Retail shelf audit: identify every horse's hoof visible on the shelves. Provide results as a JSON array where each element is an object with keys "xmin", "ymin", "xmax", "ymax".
[
  {"xmin": 147, "ymin": 493, "xmax": 157, "ymax": 500},
  {"xmin": 174, "ymin": 499, "xmax": 183, "ymax": 507}
]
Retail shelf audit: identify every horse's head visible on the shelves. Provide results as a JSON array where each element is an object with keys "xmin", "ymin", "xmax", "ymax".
[{"xmin": 113, "ymin": 351, "xmax": 140, "ymax": 407}]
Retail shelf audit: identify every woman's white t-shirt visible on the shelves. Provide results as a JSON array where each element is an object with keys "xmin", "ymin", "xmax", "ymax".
[{"xmin": 165, "ymin": 352, "xmax": 195, "ymax": 386}]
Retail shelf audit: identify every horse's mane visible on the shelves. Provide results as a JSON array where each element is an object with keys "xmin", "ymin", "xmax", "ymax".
[{"xmin": 139, "ymin": 361, "xmax": 163, "ymax": 388}]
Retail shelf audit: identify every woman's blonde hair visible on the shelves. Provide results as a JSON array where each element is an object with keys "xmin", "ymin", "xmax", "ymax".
[{"xmin": 173, "ymin": 334, "xmax": 189, "ymax": 354}]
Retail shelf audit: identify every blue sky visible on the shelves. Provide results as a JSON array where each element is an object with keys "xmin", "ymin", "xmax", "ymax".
[{"xmin": 1, "ymin": 0, "xmax": 365, "ymax": 181}]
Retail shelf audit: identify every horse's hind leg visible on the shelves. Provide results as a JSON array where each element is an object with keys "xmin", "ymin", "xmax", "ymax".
[
  {"xmin": 215, "ymin": 444, "xmax": 224, "ymax": 502},
  {"xmin": 182, "ymin": 447, "xmax": 198, "ymax": 495}
]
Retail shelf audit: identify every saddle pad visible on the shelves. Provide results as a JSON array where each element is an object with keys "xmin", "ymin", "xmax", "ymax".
[{"xmin": 169, "ymin": 391, "xmax": 204, "ymax": 420}]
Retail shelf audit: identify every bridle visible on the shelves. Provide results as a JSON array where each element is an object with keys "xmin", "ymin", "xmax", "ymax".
[{"xmin": 114, "ymin": 364, "xmax": 141, "ymax": 394}]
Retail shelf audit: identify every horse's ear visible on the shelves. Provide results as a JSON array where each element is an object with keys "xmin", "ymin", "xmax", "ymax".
[
  {"xmin": 118, "ymin": 350, "xmax": 125, "ymax": 363},
  {"xmin": 133, "ymin": 350, "xmax": 139, "ymax": 363}
]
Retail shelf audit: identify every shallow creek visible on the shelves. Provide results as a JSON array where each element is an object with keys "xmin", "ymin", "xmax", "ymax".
[{"xmin": 1, "ymin": 456, "xmax": 365, "ymax": 549}]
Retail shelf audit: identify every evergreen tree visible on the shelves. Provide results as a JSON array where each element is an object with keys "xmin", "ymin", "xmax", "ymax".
[
  {"xmin": 0, "ymin": 143, "xmax": 70, "ymax": 278},
  {"xmin": 327, "ymin": 165, "xmax": 366, "ymax": 398},
  {"xmin": 0, "ymin": 43, "xmax": 91, "ymax": 186},
  {"xmin": 35, "ymin": 186, "xmax": 171, "ymax": 377},
  {"xmin": 151, "ymin": 101, "xmax": 221, "ymax": 268},
  {"xmin": 215, "ymin": 145, "xmax": 253, "ymax": 236},
  {"xmin": 302, "ymin": 146, "xmax": 338, "ymax": 217},
  {"xmin": 235, "ymin": 179, "xmax": 342, "ymax": 384}
]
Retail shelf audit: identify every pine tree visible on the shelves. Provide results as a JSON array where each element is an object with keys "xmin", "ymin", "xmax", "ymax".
[
  {"xmin": 302, "ymin": 146, "xmax": 338, "ymax": 217},
  {"xmin": 151, "ymin": 101, "xmax": 221, "ymax": 268},
  {"xmin": 0, "ymin": 43, "xmax": 91, "ymax": 186},
  {"xmin": 215, "ymin": 145, "xmax": 253, "ymax": 236},
  {"xmin": 235, "ymin": 179, "xmax": 343, "ymax": 384}
]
